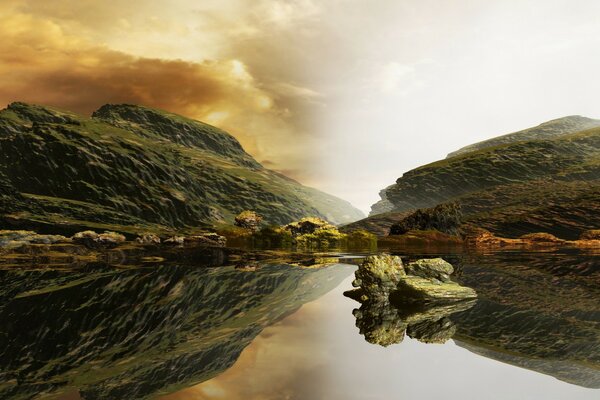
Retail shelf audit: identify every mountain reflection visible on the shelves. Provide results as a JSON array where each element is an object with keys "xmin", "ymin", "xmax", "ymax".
[
  {"xmin": 348, "ymin": 250, "xmax": 600, "ymax": 389},
  {"xmin": 0, "ymin": 260, "xmax": 353, "ymax": 400}
]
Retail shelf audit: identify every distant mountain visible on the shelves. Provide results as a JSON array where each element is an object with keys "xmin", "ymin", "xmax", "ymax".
[
  {"xmin": 362, "ymin": 116, "xmax": 600, "ymax": 239},
  {"xmin": 447, "ymin": 115, "xmax": 600, "ymax": 158},
  {"xmin": 0, "ymin": 102, "xmax": 363, "ymax": 234}
]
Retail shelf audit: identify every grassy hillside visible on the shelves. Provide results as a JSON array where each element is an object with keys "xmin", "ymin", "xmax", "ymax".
[
  {"xmin": 364, "ymin": 117, "xmax": 600, "ymax": 238},
  {"xmin": 0, "ymin": 102, "xmax": 363, "ymax": 235},
  {"xmin": 447, "ymin": 115, "xmax": 600, "ymax": 158}
]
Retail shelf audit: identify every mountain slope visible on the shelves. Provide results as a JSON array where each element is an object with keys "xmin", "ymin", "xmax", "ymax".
[
  {"xmin": 447, "ymin": 115, "xmax": 600, "ymax": 158},
  {"xmin": 365, "ymin": 117, "xmax": 600, "ymax": 238},
  {"xmin": 0, "ymin": 102, "xmax": 363, "ymax": 234}
]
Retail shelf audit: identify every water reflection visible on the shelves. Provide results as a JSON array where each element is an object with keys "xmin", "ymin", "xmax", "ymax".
[
  {"xmin": 346, "ymin": 249, "xmax": 600, "ymax": 389},
  {"xmin": 0, "ymin": 260, "xmax": 354, "ymax": 399},
  {"xmin": 0, "ymin": 249, "xmax": 598, "ymax": 399}
]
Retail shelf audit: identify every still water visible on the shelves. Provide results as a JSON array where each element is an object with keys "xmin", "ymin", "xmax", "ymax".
[{"xmin": 0, "ymin": 249, "xmax": 598, "ymax": 399}]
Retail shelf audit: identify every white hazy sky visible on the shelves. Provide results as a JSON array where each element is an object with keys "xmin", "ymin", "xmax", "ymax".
[
  {"xmin": 5, "ymin": 0, "xmax": 600, "ymax": 214},
  {"xmin": 309, "ymin": 0, "xmax": 600, "ymax": 213}
]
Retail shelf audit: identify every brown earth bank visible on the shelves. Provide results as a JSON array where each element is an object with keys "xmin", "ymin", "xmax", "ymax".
[{"xmin": 377, "ymin": 228, "xmax": 600, "ymax": 251}]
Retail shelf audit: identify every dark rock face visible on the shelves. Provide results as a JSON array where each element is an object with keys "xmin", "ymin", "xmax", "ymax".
[
  {"xmin": 0, "ymin": 262, "xmax": 352, "ymax": 399},
  {"xmin": 0, "ymin": 102, "xmax": 364, "ymax": 234},
  {"xmin": 367, "ymin": 117, "xmax": 600, "ymax": 239}
]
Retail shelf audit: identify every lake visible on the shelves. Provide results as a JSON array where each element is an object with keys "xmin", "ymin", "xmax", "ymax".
[{"xmin": 0, "ymin": 247, "xmax": 598, "ymax": 399}]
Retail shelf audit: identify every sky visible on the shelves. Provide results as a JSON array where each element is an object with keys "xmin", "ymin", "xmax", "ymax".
[{"xmin": 2, "ymin": 0, "xmax": 600, "ymax": 213}]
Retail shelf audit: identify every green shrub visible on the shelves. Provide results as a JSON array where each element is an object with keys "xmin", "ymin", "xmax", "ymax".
[{"xmin": 389, "ymin": 203, "xmax": 462, "ymax": 236}]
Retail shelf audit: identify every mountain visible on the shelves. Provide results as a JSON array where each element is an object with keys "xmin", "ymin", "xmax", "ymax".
[
  {"xmin": 0, "ymin": 102, "xmax": 363, "ymax": 234},
  {"xmin": 363, "ymin": 116, "xmax": 600, "ymax": 238},
  {"xmin": 447, "ymin": 115, "xmax": 600, "ymax": 158}
]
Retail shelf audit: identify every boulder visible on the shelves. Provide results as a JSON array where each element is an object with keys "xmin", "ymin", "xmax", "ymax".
[
  {"xmin": 405, "ymin": 258, "xmax": 453, "ymax": 283},
  {"xmin": 184, "ymin": 233, "xmax": 226, "ymax": 247},
  {"xmin": 234, "ymin": 210, "xmax": 263, "ymax": 232},
  {"xmin": 164, "ymin": 236, "xmax": 185, "ymax": 245},
  {"xmin": 351, "ymin": 254, "xmax": 476, "ymax": 305},
  {"xmin": 136, "ymin": 234, "xmax": 161, "ymax": 246},
  {"xmin": 394, "ymin": 276, "xmax": 477, "ymax": 304},
  {"xmin": 0, "ymin": 230, "xmax": 69, "ymax": 248},
  {"xmin": 72, "ymin": 230, "xmax": 125, "ymax": 248},
  {"xmin": 352, "ymin": 254, "xmax": 405, "ymax": 301}
]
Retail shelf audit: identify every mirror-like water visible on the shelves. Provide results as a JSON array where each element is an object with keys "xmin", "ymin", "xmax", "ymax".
[{"xmin": 0, "ymin": 249, "xmax": 598, "ymax": 399}]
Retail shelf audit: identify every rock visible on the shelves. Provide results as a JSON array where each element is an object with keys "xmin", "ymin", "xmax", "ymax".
[
  {"xmin": 135, "ymin": 234, "xmax": 161, "ymax": 246},
  {"xmin": 164, "ymin": 236, "xmax": 185, "ymax": 245},
  {"xmin": 72, "ymin": 230, "xmax": 125, "ymax": 248},
  {"xmin": 520, "ymin": 232, "xmax": 564, "ymax": 243},
  {"xmin": 406, "ymin": 317, "xmax": 456, "ymax": 344},
  {"xmin": 0, "ymin": 230, "xmax": 69, "ymax": 248},
  {"xmin": 234, "ymin": 210, "xmax": 263, "ymax": 232},
  {"xmin": 184, "ymin": 233, "xmax": 226, "ymax": 247},
  {"xmin": 394, "ymin": 276, "xmax": 477, "ymax": 304},
  {"xmin": 72, "ymin": 230, "xmax": 100, "ymax": 247},
  {"xmin": 405, "ymin": 258, "xmax": 454, "ymax": 283},
  {"xmin": 350, "ymin": 292, "xmax": 477, "ymax": 347},
  {"xmin": 353, "ymin": 254, "xmax": 405, "ymax": 301},
  {"xmin": 353, "ymin": 301, "xmax": 407, "ymax": 347}
]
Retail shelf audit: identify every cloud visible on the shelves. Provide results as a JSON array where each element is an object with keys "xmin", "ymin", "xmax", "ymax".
[
  {"xmin": 0, "ymin": 3, "xmax": 324, "ymax": 179},
  {"xmin": 374, "ymin": 62, "xmax": 415, "ymax": 93}
]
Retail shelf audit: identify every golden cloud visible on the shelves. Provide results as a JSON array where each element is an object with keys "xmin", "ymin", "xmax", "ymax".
[{"xmin": 0, "ymin": 2, "xmax": 323, "ymax": 181}]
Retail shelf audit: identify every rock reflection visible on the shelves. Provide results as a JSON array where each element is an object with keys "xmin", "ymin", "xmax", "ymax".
[{"xmin": 350, "ymin": 295, "xmax": 476, "ymax": 346}]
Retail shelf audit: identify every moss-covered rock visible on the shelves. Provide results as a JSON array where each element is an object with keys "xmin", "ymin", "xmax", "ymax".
[
  {"xmin": 353, "ymin": 255, "xmax": 405, "ymax": 301},
  {"xmin": 72, "ymin": 230, "xmax": 126, "ymax": 248},
  {"xmin": 405, "ymin": 258, "xmax": 454, "ymax": 283},
  {"xmin": 135, "ymin": 234, "xmax": 161, "ymax": 246},
  {"xmin": 234, "ymin": 210, "xmax": 263, "ymax": 232},
  {"xmin": 352, "ymin": 255, "xmax": 476, "ymax": 305},
  {"xmin": 393, "ymin": 276, "xmax": 477, "ymax": 304},
  {"xmin": 0, "ymin": 230, "xmax": 69, "ymax": 248},
  {"xmin": 184, "ymin": 233, "xmax": 226, "ymax": 247}
]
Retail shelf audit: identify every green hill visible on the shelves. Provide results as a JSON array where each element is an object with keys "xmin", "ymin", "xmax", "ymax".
[
  {"xmin": 363, "ymin": 117, "xmax": 600, "ymax": 239},
  {"xmin": 447, "ymin": 115, "xmax": 600, "ymax": 158},
  {"xmin": 0, "ymin": 102, "xmax": 363, "ymax": 235}
]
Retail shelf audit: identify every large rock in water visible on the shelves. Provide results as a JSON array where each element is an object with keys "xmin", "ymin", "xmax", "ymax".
[
  {"xmin": 352, "ymin": 254, "xmax": 405, "ymax": 301},
  {"xmin": 350, "ymin": 255, "xmax": 476, "ymax": 304},
  {"xmin": 393, "ymin": 276, "xmax": 477, "ymax": 304},
  {"xmin": 405, "ymin": 258, "xmax": 454, "ymax": 283}
]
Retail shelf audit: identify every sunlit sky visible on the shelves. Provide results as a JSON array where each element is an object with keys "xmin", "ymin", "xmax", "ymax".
[{"xmin": 2, "ymin": 0, "xmax": 600, "ymax": 213}]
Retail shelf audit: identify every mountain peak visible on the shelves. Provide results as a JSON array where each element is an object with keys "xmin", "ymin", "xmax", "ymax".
[
  {"xmin": 447, "ymin": 115, "xmax": 600, "ymax": 158},
  {"xmin": 3, "ymin": 102, "xmax": 81, "ymax": 125}
]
